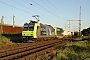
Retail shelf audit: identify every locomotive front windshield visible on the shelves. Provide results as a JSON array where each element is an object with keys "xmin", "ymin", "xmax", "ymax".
[
  {"xmin": 23, "ymin": 23, "xmax": 34, "ymax": 31},
  {"xmin": 28, "ymin": 24, "xmax": 34, "ymax": 31},
  {"xmin": 23, "ymin": 24, "xmax": 28, "ymax": 31}
]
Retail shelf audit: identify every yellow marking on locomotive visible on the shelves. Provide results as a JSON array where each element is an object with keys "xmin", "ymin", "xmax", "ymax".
[
  {"xmin": 33, "ymin": 23, "xmax": 40, "ymax": 38},
  {"xmin": 22, "ymin": 31, "xmax": 34, "ymax": 36}
]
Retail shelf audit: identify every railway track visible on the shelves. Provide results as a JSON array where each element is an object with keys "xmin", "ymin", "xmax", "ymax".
[{"xmin": 0, "ymin": 36, "xmax": 74, "ymax": 60}]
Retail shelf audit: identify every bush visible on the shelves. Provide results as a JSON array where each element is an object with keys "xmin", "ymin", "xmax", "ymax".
[
  {"xmin": 1, "ymin": 33, "xmax": 22, "ymax": 43},
  {"xmin": 70, "ymin": 45, "xmax": 86, "ymax": 52},
  {"xmin": 53, "ymin": 40, "xmax": 90, "ymax": 60},
  {"xmin": 56, "ymin": 53, "xmax": 68, "ymax": 60},
  {"xmin": 0, "ymin": 35, "xmax": 12, "ymax": 45}
]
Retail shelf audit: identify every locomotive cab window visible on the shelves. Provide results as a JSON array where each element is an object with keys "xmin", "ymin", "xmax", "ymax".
[
  {"xmin": 23, "ymin": 24, "xmax": 28, "ymax": 31},
  {"xmin": 23, "ymin": 27, "xmax": 28, "ymax": 31},
  {"xmin": 29, "ymin": 24, "xmax": 34, "ymax": 31}
]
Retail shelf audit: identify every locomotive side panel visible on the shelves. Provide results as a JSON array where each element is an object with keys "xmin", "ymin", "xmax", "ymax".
[{"xmin": 36, "ymin": 24, "xmax": 55, "ymax": 38}]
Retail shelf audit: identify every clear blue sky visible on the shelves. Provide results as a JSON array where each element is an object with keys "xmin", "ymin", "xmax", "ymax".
[{"xmin": 0, "ymin": 0, "xmax": 90, "ymax": 32}]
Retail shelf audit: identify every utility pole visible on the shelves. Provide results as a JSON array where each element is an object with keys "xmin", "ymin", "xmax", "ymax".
[
  {"xmin": 1, "ymin": 16, "xmax": 4, "ymax": 24},
  {"xmin": 67, "ymin": 6, "xmax": 81, "ymax": 36},
  {"xmin": 1, "ymin": 16, "xmax": 4, "ymax": 33},
  {"xmin": 13, "ymin": 15, "xmax": 15, "ymax": 28},
  {"xmin": 79, "ymin": 6, "xmax": 81, "ymax": 36}
]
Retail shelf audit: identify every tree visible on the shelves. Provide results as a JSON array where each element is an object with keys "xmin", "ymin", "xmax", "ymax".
[{"xmin": 81, "ymin": 27, "xmax": 90, "ymax": 36}]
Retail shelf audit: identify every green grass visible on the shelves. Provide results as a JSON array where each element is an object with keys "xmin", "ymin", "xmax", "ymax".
[
  {"xmin": 1, "ymin": 33, "xmax": 22, "ymax": 43},
  {"xmin": 53, "ymin": 40, "xmax": 90, "ymax": 60},
  {"xmin": 0, "ymin": 34, "xmax": 13, "ymax": 45},
  {"xmin": 0, "ymin": 33, "xmax": 22, "ymax": 45}
]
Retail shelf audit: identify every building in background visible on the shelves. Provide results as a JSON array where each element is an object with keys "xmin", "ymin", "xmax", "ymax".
[{"xmin": 62, "ymin": 29, "xmax": 71, "ymax": 36}]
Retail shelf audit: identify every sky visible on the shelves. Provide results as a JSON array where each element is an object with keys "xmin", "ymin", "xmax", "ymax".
[{"xmin": 0, "ymin": 0, "xmax": 90, "ymax": 32}]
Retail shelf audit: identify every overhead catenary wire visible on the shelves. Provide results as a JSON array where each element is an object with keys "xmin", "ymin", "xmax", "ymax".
[
  {"xmin": 0, "ymin": 0, "xmax": 33, "ymax": 15},
  {"xmin": 22, "ymin": 0, "xmax": 66, "ymax": 27},
  {"xmin": 0, "ymin": 0, "xmax": 46, "ymax": 23},
  {"xmin": 47, "ymin": 0, "xmax": 68, "ymax": 20},
  {"xmin": 40, "ymin": 0, "xmax": 69, "ymax": 26},
  {"xmin": 41, "ymin": 0, "xmax": 66, "ymax": 21},
  {"xmin": 40, "ymin": 0, "xmax": 50, "ymax": 9},
  {"xmin": 22, "ymin": 0, "xmax": 59, "ymax": 24},
  {"xmin": 12, "ymin": 0, "xmax": 38, "ymax": 13},
  {"xmin": 22, "ymin": 0, "xmax": 42, "ymax": 10},
  {"xmin": 12, "ymin": 0, "xmax": 49, "ymax": 21},
  {"xmin": 30, "ymin": 0, "xmax": 64, "ymax": 21},
  {"xmin": 0, "ymin": 0, "xmax": 65, "ymax": 27},
  {"xmin": 46, "ymin": 0, "xmax": 73, "ymax": 28},
  {"xmin": 47, "ymin": 0, "xmax": 59, "ymax": 12},
  {"xmin": 40, "ymin": 0, "xmax": 59, "ymax": 15}
]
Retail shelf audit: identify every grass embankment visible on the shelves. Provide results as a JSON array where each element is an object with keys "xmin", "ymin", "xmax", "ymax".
[
  {"xmin": 1, "ymin": 33, "xmax": 22, "ymax": 43},
  {"xmin": 0, "ymin": 35, "xmax": 13, "ymax": 45},
  {"xmin": 0, "ymin": 33, "xmax": 22, "ymax": 45},
  {"xmin": 52, "ymin": 40, "xmax": 90, "ymax": 60}
]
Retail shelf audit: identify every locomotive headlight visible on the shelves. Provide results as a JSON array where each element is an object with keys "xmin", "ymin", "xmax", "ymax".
[{"xmin": 22, "ymin": 34, "xmax": 25, "ymax": 36}]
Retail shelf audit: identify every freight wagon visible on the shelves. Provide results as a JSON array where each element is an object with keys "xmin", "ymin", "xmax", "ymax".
[{"xmin": 0, "ymin": 24, "xmax": 22, "ymax": 33}]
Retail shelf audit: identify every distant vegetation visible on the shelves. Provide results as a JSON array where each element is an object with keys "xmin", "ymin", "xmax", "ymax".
[{"xmin": 82, "ymin": 27, "xmax": 90, "ymax": 36}]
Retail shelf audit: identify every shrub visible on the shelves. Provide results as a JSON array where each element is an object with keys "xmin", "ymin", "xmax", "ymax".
[
  {"xmin": 70, "ymin": 45, "xmax": 86, "ymax": 52},
  {"xmin": 56, "ymin": 53, "xmax": 68, "ymax": 60},
  {"xmin": 53, "ymin": 40, "xmax": 90, "ymax": 60},
  {"xmin": 0, "ymin": 35, "xmax": 12, "ymax": 45}
]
